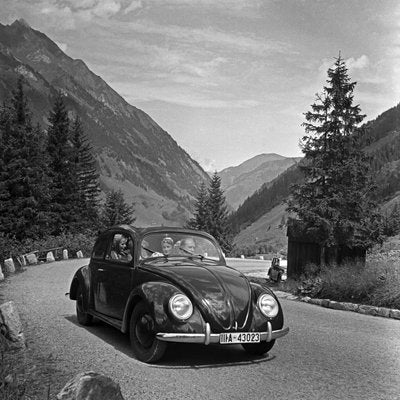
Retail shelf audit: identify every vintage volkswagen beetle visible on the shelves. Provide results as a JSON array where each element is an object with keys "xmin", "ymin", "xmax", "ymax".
[{"xmin": 69, "ymin": 226, "xmax": 289, "ymax": 363}]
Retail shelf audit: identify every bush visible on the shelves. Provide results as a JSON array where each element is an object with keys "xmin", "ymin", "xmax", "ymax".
[
  {"xmin": 286, "ymin": 254, "xmax": 400, "ymax": 309},
  {"xmin": 317, "ymin": 262, "xmax": 377, "ymax": 303}
]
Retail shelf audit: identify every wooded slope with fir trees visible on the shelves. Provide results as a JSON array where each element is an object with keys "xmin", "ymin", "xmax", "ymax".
[
  {"xmin": 0, "ymin": 19, "xmax": 209, "ymax": 227},
  {"xmin": 0, "ymin": 78, "xmax": 135, "ymax": 262}
]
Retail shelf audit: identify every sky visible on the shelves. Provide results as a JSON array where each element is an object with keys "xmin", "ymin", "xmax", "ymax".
[{"xmin": 1, "ymin": 0, "xmax": 399, "ymax": 171}]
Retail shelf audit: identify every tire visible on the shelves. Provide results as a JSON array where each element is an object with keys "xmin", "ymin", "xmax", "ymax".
[
  {"xmin": 76, "ymin": 284, "xmax": 93, "ymax": 326},
  {"xmin": 242, "ymin": 340, "xmax": 275, "ymax": 355},
  {"xmin": 129, "ymin": 301, "xmax": 167, "ymax": 363}
]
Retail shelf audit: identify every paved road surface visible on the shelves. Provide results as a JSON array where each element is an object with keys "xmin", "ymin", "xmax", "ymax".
[{"xmin": 2, "ymin": 259, "xmax": 400, "ymax": 399}]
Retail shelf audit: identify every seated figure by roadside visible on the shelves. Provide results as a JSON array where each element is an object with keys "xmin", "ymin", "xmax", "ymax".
[{"xmin": 268, "ymin": 257, "xmax": 284, "ymax": 283}]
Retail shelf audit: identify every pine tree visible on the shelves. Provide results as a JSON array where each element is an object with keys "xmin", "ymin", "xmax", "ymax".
[
  {"xmin": 0, "ymin": 77, "xmax": 51, "ymax": 240},
  {"xmin": 187, "ymin": 181, "xmax": 208, "ymax": 230},
  {"xmin": 205, "ymin": 172, "xmax": 232, "ymax": 254},
  {"xmin": 0, "ymin": 102, "xmax": 13, "ymax": 237},
  {"xmin": 47, "ymin": 93, "xmax": 81, "ymax": 234},
  {"xmin": 70, "ymin": 116, "xmax": 100, "ymax": 228},
  {"xmin": 287, "ymin": 54, "xmax": 381, "ymax": 249},
  {"xmin": 100, "ymin": 189, "xmax": 136, "ymax": 229}
]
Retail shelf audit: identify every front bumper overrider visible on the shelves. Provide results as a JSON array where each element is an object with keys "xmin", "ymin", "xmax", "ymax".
[{"xmin": 156, "ymin": 321, "xmax": 289, "ymax": 345}]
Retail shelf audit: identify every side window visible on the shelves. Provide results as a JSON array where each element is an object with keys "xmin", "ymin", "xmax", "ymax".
[
  {"xmin": 91, "ymin": 236, "xmax": 109, "ymax": 260},
  {"xmin": 106, "ymin": 233, "xmax": 133, "ymax": 263}
]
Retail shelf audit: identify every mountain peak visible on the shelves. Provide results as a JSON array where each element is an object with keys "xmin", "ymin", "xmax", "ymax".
[{"xmin": 13, "ymin": 18, "xmax": 31, "ymax": 28}]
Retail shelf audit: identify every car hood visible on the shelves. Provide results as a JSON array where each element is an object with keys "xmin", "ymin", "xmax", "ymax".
[{"xmin": 144, "ymin": 261, "xmax": 253, "ymax": 331}]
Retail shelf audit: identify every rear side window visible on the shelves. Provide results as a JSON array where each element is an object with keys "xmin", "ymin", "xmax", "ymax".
[{"xmin": 91, "ymin": 236, "xmax": 109, "ymax": 260}]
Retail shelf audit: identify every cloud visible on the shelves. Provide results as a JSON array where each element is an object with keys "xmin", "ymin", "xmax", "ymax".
[
  {"xmin": 115, "ymin": 80, "xmax": 261, "ymax": 109},
  {"xmin": 346, "ymin": 55, "xmax": 369, "ymax": 71},
  {"xmin": 198, "ymin": 157, "xmax": 217, "ymax": 173},
  {"xmin": 124, "ymin": 0, "xmax": 142, "ymax": 14},
  {"xmin": 40, "ymin": 4, "xmax": 76, "ymax": 29},
  {"xmin": 122, "ymin": 19, "xmax": 292, "ymax": 56},
  {"xmin": 122, "ymin": 0, "xmax": 265, "ymax": 16}
]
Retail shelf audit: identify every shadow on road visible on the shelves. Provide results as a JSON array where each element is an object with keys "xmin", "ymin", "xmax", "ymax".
[{"xmin": 64, "ymin": 314, "xmax": 276, "ymax": 369}]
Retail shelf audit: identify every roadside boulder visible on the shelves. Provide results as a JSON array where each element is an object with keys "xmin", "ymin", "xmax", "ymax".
[
  {"xmin": 0, "ymin": 301, "xmax": 25, "ymax": 349},
  {"xmin": 76, "ymin": 250, "xmax": 84, "ymax": 258},
  {"xmin": 57, "ymin": 371, "xmax": 125, "ymax": 400}
]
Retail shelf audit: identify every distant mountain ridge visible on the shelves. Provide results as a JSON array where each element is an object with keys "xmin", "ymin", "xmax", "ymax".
[
  {"xmin": 231, "ymin": 103, "xmax": 400, "ymax": 250},
  {"xmin": 0, "ymin": 19, "xmax": 210, "ymax": 226},
  {"xmin": 219, "ymin": 153, "xmax": 302, "ymax": 209}
]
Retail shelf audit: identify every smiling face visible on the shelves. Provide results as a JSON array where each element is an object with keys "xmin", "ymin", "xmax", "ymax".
[
  {"xmin": 119, "ymin": 237, "xmax": 128, "ymax": 251},
  {"xmin": 162, "ymin": 241, "xmax": 173, "ymax": 255}
]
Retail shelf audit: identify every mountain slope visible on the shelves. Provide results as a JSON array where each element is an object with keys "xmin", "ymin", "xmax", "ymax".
[
  {"xmin": 0, "ymin": 19, "xmax": 209, "ymax": 226},
  {"xmin": 231, "ymin": 103, "xmax": 400, "ymax": 250},
  {"xmin": 219, "ymin": 154, "xmax": 301, "ymax": 209}
]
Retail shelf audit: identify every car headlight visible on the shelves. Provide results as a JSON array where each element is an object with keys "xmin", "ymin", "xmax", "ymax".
[
  {"xmin": 168, "ymin": 294, "xmax": 193, "ymax": 321},
  {"xmin": 257, "ymin": 293, "xmax": 279, "ymax": 318}
]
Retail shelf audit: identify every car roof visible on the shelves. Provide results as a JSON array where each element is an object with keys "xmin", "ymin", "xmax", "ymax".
[{"xmin": 100, "ymin": 225, "xmax": 216, "ymax": 240}]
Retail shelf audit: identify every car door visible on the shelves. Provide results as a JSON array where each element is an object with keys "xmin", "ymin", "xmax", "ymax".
[{"xmin": 92, "ymin": 231, "xmax": 135, "ymax": 319}]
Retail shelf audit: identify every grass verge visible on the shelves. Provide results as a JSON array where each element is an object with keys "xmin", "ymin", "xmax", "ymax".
[{"xmin": 279, "ymin": 250, "xmax": 400, "ymax": 309}]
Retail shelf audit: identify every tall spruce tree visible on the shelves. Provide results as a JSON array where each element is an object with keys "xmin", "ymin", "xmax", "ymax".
[
  {"xmin": 0, "ymin": 77, "xmax": 50, "ymax": 240},
  {"xmin": 47, "ymin": 93, "xmax": 81, "ymax": 234},
  {"xmin": 70, "ymin": 116, "xmax": 100, "ymax": 228},
  {"xmin": 187, "ymin": 181, "xmax": 208, "ymax": 230},
  {"xmin": 287, "ymin": 55, "xmax": 381, "ymax": 250},
  {"xmin": 205, "ymin": 172, "xmax": 232, "ymax": 254},
  {"xmin": 100, "ymin": 189, "xmax": 136, "ymax": 229}
]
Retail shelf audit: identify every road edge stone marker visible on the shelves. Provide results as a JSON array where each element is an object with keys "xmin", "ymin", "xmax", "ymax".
[{"xmin": 274, "ymin": 290, "xmax": 400, "ymax": 320}]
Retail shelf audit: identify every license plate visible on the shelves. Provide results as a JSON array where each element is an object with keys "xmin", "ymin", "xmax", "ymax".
[{"xmin": 220, "ymin": 332, "xmax": 261, "ymax": 344}]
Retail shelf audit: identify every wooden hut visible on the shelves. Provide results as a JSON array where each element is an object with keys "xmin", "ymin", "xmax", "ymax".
[{"xmin": 287, "ymin": 220, "xmax": 366, "ymax": 278}]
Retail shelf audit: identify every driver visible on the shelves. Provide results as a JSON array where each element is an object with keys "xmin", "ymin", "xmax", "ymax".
[{"xmin": 180, "ymin": 237, "xmax": 196, "ymax": 255}]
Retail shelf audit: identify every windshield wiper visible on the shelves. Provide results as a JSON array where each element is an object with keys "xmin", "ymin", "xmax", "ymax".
[{"xmin": 178, "ymin": 248, "xmax": 220, "ymax": 263}]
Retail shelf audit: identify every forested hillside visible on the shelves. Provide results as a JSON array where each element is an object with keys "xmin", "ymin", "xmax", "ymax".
[{"xmin": 0, "ymin": 19, "xmax": 209, "ymax": 226}]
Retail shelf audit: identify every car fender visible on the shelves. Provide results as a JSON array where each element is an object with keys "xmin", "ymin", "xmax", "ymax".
[
  {"xmin": 121, "ymin": 281, "xmax": 204, "ymax": 334},
  {"xmin": 249, "ymin": 282, "xmax": 284, "ymax": 330},
  {"xmin": 69, "ymin": 265, "xmax": 90, "ymax": 308}
]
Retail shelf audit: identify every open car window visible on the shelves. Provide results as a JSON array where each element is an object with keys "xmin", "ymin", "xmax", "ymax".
[
  {"xmin": 105, "ymin": 233, "xmax": 133, "ymax": 263},
  {"xmin": 140, "ymin": 232, "xmax": 223, "ymax": 263}
]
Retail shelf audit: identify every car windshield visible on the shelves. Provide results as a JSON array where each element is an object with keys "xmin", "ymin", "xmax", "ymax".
[{"xmin": 140, "ymin": 232, "xmax": 223, "ymax": 262}]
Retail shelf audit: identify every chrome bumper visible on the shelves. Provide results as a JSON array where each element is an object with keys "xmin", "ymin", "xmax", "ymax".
[{"xmin": 156, "ymin": 321, "xmax": 289, "ymax": 345}]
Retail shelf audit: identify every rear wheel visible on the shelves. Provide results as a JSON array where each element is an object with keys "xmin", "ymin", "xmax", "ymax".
[
  {"xmin": 129, "ymin": 301, "xmax": 167, "ymax": 363},
  {"xmin": 76, "ymin": 284, "xmax": 93, "ymax": 326},
  {"xmin": 242, "ymin": 340, "xmax": 275, "ymax": 355}
]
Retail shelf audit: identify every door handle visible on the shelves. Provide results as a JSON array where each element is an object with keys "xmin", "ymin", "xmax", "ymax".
[{"xmin": 98, "ymin": 268, "xmax": 105, "ymax": 272}]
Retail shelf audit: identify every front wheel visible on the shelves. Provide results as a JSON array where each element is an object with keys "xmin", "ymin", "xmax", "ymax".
[
  {"xmin": 242, "ymin": 339, "xmax": 275, "ymax": 355},
  {"xmin": 129, "ymin": 301, "xmax": 167, "ymax": 363},
  {"xmin": 76, "ymin": 284, "xmax": 93, "ymax": 326}
]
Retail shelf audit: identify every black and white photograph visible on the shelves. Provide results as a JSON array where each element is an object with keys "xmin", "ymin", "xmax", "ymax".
[{"xmin": 0, "ymin": 0, "xmax": 399, "ymax": 399}]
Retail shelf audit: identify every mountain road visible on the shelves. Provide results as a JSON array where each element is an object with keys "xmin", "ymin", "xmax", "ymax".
[{"xmin": 2, "ymin": 259, "xmax": 400, "ymax": 399}]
